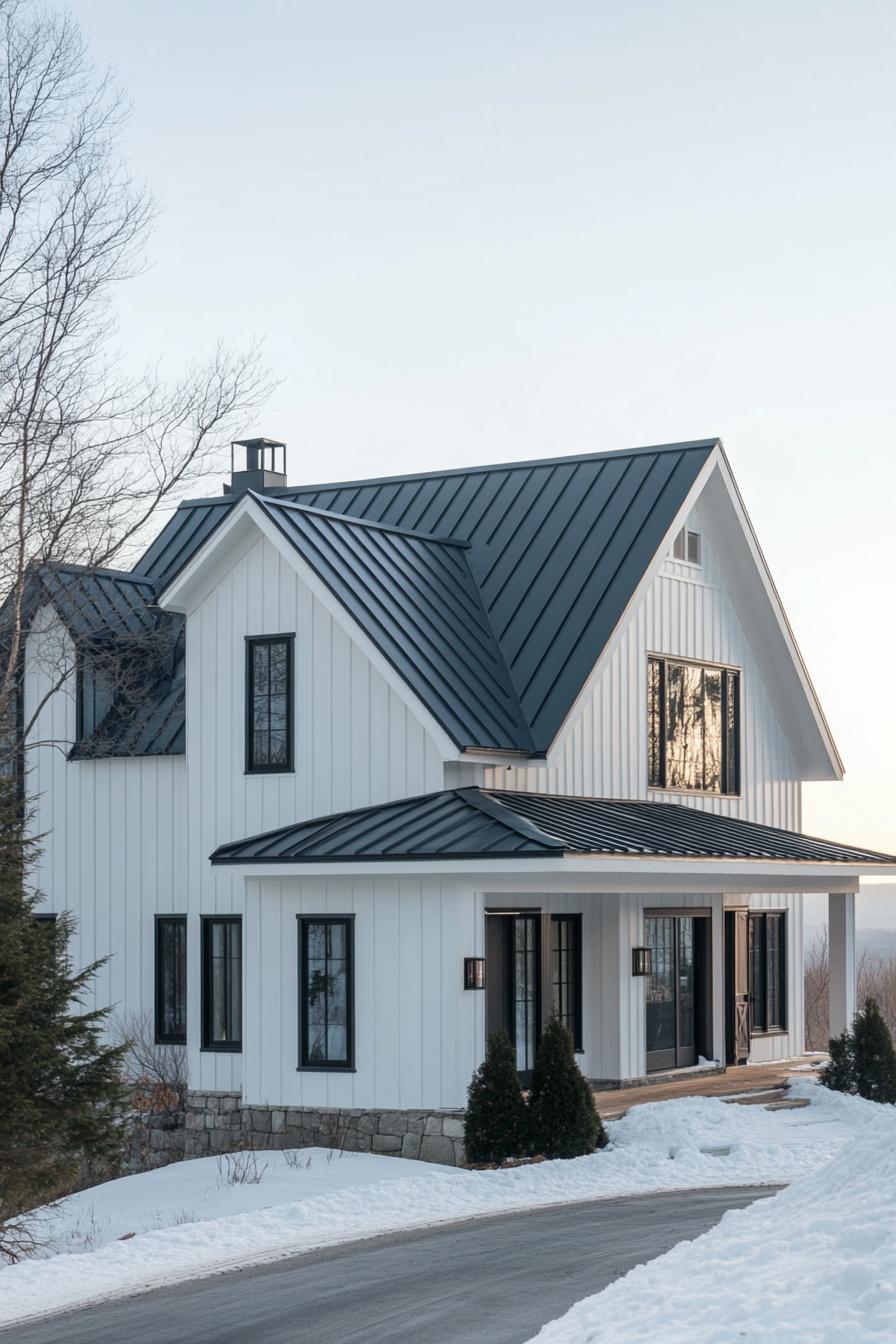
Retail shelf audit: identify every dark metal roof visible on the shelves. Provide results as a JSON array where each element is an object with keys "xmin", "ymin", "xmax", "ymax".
[
  {"xmin": 255, "ymin": 497, "xmax": 533, "ymax": 751},
  {"xmin": 210, "ymin": 787, "xmax": 896, "ymax": 866},
  {"xmin": 69, "ymin": 677, "xmax": 185, "ymax": 759},
  {"xmin": 4, "ymin": 563, "xmax": 187, "ymax": 760},
  {"xmin": 142, "ymin": 440, "xmax": 716, "ymax": 753},
  {"xmin": 9, "ymin": 563, "xmax": 162, "ymax": 643}
]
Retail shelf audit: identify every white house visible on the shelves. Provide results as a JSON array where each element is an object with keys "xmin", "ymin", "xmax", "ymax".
[{"xmin": 20, "ymin": 436, "xmax": 896, "ymax": 1162}]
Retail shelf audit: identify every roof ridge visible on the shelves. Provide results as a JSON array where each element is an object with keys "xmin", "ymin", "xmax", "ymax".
[
  {"xmin": 281, "ymin": 438, "xmax": 720, "ymax": 497},
  {"xmin": 250, "ymin": 493, "xmax": 470, "ymax": 548},
  {"xmin": 171, "ymin": 439, "xmax": 721, "ymax": 512}
]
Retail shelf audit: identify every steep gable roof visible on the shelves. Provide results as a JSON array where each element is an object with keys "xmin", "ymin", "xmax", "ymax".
[
  {"xmin": 149, "ymin": 439, "xmax": 716, "ymax": 753},
  {"xmin": 210, "ymin": 787, "xmax": 896, "ymax": 866},
  {"xmin": 255, "ymin": 497, "xmax": 533, "ymax": 752}
]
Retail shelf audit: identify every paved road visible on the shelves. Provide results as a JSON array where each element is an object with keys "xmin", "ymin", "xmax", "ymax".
[{"xmin": 11, "ymin": 1187, "xmax": 773, "ymax": 1344}]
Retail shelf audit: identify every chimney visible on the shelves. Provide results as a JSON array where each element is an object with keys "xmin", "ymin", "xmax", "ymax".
[{"xmin": 225, "ymin": 437, "xmax": 287, "ymax": 496}]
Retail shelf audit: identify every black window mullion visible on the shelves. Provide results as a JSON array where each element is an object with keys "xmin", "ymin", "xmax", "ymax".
[
  {"xmin": 299, "ymin": 916, "xmax": 355, "ymax": 1070},
  {"xmin": 202, "ymin": 916, "xmax": 242, "ymax": 1051},
  {"xmin": 155, "ymin": 915, "xmax": 187, "ymax": 1045},
  {"xmin": 246, "ymin": 634, "xmax": 295, "ymax": 773}
]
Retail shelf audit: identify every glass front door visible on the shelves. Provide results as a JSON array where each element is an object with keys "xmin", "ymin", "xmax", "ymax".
[
  {"xmin": 646, "ymin": 915, "xmax": 699, "ymax": 1071},
  {"xmin": 486, "ymin": 912, "xmax": 541, "ymax": 1084}
]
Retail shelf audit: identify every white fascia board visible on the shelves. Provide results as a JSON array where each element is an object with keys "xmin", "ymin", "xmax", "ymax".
[
  {"xmin": 707, "ymin": 451, "xmax": 843, "ymax": 780},
  {"xmin": 228, "ymin": 855, "xmax": 884, "ymax": 890},
  {"xmin": 543, "ymin": 445, "xmax": 721, "ymax": 765},
  {"xmin": 157, "ymin": 494, "xmax": 459, "ymax": 761}
]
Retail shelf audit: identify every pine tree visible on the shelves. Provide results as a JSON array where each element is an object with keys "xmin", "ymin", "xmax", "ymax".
[
  {"xmin": 851, "ymin": 998, "xmax": 896, "ymax": 1104},
  {"xmin": 0, "ymin": 780, "xmax": 128, "ymax": 1235},
  {"xmin": 527, "ymin": 1015, "xmax": 606, "ymax": 1159},
  {"xmin": 820, "ymin": 998, "xmax": 896, "ymax": 1104},
  {"xmin": 464, "ymin": 1030, "xmax": 529, "ymax": 1163},
  {"xmin": 820, "ymin": 1029, "xmax": 854, "ymax": 1094}
]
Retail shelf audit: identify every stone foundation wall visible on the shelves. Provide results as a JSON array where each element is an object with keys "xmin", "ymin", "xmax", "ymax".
[{"xmin": 184, "ymin": 1092, "xmax": 467, "ymax": 1166}]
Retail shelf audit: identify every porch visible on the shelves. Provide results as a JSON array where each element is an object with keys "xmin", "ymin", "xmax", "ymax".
[{"xmin": 592, "ymin": 1056, "xmax": 822, "ymax": 1120}]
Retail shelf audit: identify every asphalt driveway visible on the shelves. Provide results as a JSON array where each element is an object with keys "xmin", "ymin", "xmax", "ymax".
[{"xmin": 9, "ymin": 1186, "xmax": 774, "ymax": 1344}]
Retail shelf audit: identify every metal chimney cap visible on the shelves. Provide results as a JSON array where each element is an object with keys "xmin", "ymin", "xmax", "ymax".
[{"xmin": 233, "ymin": 436, "xmax": 286, "ymax": 449}]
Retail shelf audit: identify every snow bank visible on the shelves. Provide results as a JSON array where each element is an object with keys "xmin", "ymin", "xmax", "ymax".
[
  {"xmin": 0, "ymin": 1079, "xmax": 878, "ymax": 1328},
  {"xmin": 529, "ymin": 1105, "xmax": 896, "ymax": 1344}
]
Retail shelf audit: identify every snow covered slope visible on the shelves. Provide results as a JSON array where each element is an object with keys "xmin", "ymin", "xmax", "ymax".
[
  {"xmin": 530, "ymin": 1103, "xmax": 896, "ymax": 1344},
  {"xmin": 0, "ymin": 1080, "xmax": 882, "ymax": 1329}
]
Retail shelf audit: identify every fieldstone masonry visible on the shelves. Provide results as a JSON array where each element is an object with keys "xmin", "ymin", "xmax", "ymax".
[{"xmin": 184, "ymin": 1092, "xmax": 467, "ymax": 1166}]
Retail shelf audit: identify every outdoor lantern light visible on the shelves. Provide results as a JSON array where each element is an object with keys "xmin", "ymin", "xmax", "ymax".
[
  {"xmin": 464, "ymin": 956, "xmax": 486, "ymax": 990},
  {"xmin": 632, "ymin": 947, "xmax": 652, "ymax": 977}
]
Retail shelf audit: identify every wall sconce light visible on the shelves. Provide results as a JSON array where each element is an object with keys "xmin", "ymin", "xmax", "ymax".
[
  {"xmin": 632, "ymin": 947, "xmax": 652, "ymax": 977},
  {"xmin": 464, "ymin": 956, "xmax": 486, "ymax": 990}
]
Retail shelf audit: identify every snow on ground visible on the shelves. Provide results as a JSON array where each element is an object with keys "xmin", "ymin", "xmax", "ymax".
[
  {"xmin": 0, "ymin": 1079, "xmax": 881, "ymax": 1329},
  {"xmin": 528, "ymin": 1103, "xmax": 896, "ymax": 1344}
]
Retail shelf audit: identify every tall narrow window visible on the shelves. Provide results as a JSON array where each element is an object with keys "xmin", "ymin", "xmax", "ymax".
[
  {"xmin": 749, "ymin": 912, "xmax": 786, "ymax": 1033},
  {"xmin": 299, "ymin": 917, "xmax": 354, "ymax": 1069},
  {"xmin": 551, "ymin": 914, "xmax": 583, "ymax": 1051},
  {"xmin": 155, "ymin": 916, "xmax": 187, "ymax": 1044},
  {"xmin": 246, "ymin": 635, "xmax": 294, "ymax": 773},
  {"xmin": 202, "ymin": 917, "xmax": 242, "ymax": 1050},
  {"xmin": 647, "ymin": 656, "xmax": 740, "ymax": 796},
  {"xmin": 514, "ymin": 915, "xmax": 539, "ymax": 1075},
  {"xmin": 77, "ymin": 652, "xmax": 115, "ymax": 740}
]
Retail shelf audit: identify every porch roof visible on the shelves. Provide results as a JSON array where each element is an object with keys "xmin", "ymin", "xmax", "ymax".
[{"xmin": 210, "ymin": 787, "xmax": 896, "ymax": 869}]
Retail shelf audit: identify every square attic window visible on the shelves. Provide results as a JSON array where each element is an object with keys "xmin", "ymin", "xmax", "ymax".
[{"xmin": 672, "ymin": 526, "xmax": 701, "ymax": 566}]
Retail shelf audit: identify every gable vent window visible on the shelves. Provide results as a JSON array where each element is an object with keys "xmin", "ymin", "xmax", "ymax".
[
  {"xmin": 648, "ymin": 656, "xmax": 740, "ymax": 795},
  {"xmin": 246, "ymin": 635, "xmax": 294, "ymax": 773},
  {"xmin": 672, "ymin": 527, "xmax": 701, "ymax": 566}
]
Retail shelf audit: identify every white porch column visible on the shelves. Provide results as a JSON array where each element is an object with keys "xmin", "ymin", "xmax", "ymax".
[{"xmin": 828, "ymin": 892, "xmax": 856, "ymax": 1039}]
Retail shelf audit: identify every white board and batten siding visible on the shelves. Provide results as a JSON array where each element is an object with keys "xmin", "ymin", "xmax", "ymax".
[
  {"xmin": 484, "ymin": 502, "xmax": 806, "ymax": 1066},
  {"xmin": 23, "ymin": 607, "xmax": 187, "ymax": 1029},
  {"xmin": 187, "ymin": 533, "xmax": 445, "ymax": 1091}
]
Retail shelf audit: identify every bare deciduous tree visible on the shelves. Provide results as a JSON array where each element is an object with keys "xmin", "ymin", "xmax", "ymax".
[
  {"xmin": 804, "ymin": 929, "xmax": 896, "ymax": 1051},
  {"xmin": 0, "ymin": 0, "xmax": 273, "ymax": 759}
]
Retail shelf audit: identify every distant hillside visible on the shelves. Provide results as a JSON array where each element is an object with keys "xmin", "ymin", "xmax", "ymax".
[{"xmin": 804, "ymin": 926, "xmax": 896, "ymax": 960}]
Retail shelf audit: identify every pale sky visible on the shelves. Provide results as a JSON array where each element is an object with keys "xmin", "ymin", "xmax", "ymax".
[{"xmin": 73, "ymin": 1, "xmax": 896, "ymax": 879}]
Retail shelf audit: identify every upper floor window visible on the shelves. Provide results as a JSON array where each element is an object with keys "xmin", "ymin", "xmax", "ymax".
[
  {"xmin": 648, "ymin": 656, "xmax": 740, "ymax": 795},
  {"xmin": 672, "ymin": 526, "xmax": 701, "ymax": 565},
  {"xmin": 246, "ymin": 635, "xmax": 294, "ymax": 773},
  {"xmin": 76, "ymin": 651, "xmax": 115, "ymax": 740}
]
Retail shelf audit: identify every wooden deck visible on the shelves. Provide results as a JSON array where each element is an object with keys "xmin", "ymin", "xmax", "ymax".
[{"xmin": 593, "ymin": 1057, "xmax": 824, "ymax": 1120}]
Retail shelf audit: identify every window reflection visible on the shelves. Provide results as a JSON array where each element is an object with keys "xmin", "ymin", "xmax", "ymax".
[{"xmin": 648, "ymin": 657, "xmax": 739, "ymax": 795}]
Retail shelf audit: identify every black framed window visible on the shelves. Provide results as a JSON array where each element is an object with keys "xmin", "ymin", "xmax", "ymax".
[
  {"xmin": 648, "ymin": 656, "xmax": 740, "ymax": 795},
  {"xmin": 749, "ymin": 912, "xmax": 786, "ymax": 1033},
  {"xmin": 551, "ymin": 914, "xmax": 583, "ymax": 1051},
  {"xmin": 299, "ymin": 916, "xmax": 354, "ymax": 1069},
  {"xmin": 202, "ymin": 917, "xmax": 242, "ymax": 1050},
  {"xmin": 155, "ymin": 916, "xmax": 187, "ymax": 1044},
  {"xmin": 76, "ymin": 653, "xmax": 115, "ymax": 740},
  {"xmin": 246, "ymin": 635, "xmax": 294, "ymax": 773}
]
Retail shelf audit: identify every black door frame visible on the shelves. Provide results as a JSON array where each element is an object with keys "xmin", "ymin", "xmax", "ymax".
[
  {"xmin": 644, "ymin": 909, "xmax": 712, "ymax": 1073},
  {"xmin": 485, "ymin": 908, "xmax": 550, "ymax": 1085}
]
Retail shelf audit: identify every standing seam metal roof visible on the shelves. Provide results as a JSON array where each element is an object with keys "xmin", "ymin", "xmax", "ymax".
[
  {"xmin": 142, "ymin": 440, "xmax": 717, "ymax": 753},
  {"xmin": 209, "ymin": 787, "xmax": 896, "ymax": 866}
]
